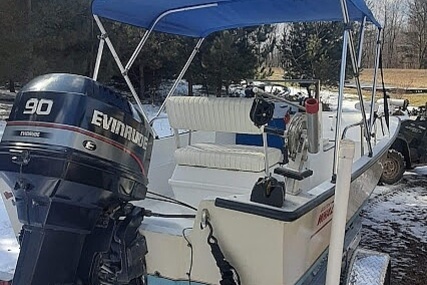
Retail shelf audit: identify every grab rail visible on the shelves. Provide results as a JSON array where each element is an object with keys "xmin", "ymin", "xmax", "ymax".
[{"xmin": 341, "ymin": 120, "xmax": 364, "ymax": 155}]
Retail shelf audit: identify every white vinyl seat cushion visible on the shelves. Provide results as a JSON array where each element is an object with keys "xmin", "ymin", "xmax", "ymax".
[
  {"xmin": 174, "ymin": 143, "xmax": 282, "ymax": 172},
  {"xmin": 166, "ymin": 96, "xmax": 262, "ymax": 134}
]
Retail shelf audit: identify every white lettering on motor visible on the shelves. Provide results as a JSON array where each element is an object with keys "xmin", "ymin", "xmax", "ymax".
[
  {"xmin": 91, "ymin": 110, "xmax": 147, "ymax": 148},
  {"xmin": 23, "ymin": 98, "xmax": 53, "ymax": 115},
  {"xmin": 91, "ymin": 110, "xmax": 103, "ymax": 127},
  {"xmin": 20, "ymin": 131, "xmax": 40, "ymax": 137}
]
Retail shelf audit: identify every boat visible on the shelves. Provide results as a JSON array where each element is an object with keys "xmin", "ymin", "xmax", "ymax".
[{"xmin": 0, "ymin": 0, "xmax": 400, "ymax": 284}]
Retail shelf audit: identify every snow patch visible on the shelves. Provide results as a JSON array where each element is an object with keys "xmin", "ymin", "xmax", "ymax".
[
  {"xmin": 0, "ymin": 103, "xmax": 12, "ymax": 121},
  {"xmin": 0, "ymin": 196, "xmax": 19, "ymax": 280},
  {"xmin": 141, "ymin": 104, "xmax": 173, "ymax": 138},
  {"xmin": 361, "ymin": 174, "xmax": 427, "ymax": 285}
]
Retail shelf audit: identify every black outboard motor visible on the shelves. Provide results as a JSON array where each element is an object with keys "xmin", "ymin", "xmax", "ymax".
[{"xmin": 0, "ymin": 74, "xmax": 153, "ymax": 284}]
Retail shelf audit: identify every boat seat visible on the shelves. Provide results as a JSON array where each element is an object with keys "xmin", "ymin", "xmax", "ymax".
[
  {"xmin": 166, "ymin": 96, "xmax": 282, "ymax": 172},
  {"xmin": 174, "ymin": 142, "xmax": 282, "ymax": 172}
]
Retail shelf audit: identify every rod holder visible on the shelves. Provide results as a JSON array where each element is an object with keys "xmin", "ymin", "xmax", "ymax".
[{"xmin": 306, "ymin": 98, "xmax": 320, "ymax": 154}]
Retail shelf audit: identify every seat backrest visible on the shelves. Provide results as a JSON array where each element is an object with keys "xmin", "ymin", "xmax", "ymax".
[{"xmin": 166, "ymin": 96, "xmax": 262, "ymax": 134}]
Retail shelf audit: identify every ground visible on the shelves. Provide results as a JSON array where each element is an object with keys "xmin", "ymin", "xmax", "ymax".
[
  {"xmin": 360, "ymin": 167, "xmax": 427, "ymax": 285},
  {"xmin": 358, "ymin": 69, "xmax": 427, "ymax": 89}
]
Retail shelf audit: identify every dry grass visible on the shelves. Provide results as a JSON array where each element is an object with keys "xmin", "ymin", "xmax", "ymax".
[
  {"xmin": 359, "ymin": 68, "xmax": 427, "ymax": 89},
  {"xmin": 268, "ymin": 67, "xmax": 287, "ymax": 81},
  {"xmin": 267, "ymin": 67, "xmax": 427, "ymax": 106},
  {"xmin": 399, "ymin": 94, "xmax": 427, "ymax": 107},
  {"xmin": 360, "ymin": 69, "xmax": 427, "ymax": 106}
]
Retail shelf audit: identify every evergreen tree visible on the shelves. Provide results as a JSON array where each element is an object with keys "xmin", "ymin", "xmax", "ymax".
[
  {"xmin": 0, "ymin": 0, "xmax": 272, "ymax": 101},
  {"xmin": 135, "ymin": 33, "xmax": 188, "ymax": 98},
  {"xmin": 279, "ymin": 22, "xmax": 345, "ymax": 88},
  {"xmin": 203, "ymin": 30, "xmax": 255, "ymax": 95},
  {"xmin": 31, "ymin": 0, "xmax": 94, "ymax": 77},
  {"xmin": 193, "ymin": 27, "xmax": 271, "ymax": 96},
  {"xmin": 101, "ymin": 23, "xmax": 189, "ymax": 98},
  {"xmin": 249, "ymin": 25, "xmax": 275, "ymax": 78},
  {"xmin": 0, "ymin": 0, "xmax": 32, "ymax": 88}
]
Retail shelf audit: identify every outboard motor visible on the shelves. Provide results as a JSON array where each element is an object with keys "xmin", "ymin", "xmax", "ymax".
[{"xmin": 0, "ymin": 74, "xmax": 153, "ymax": 284}]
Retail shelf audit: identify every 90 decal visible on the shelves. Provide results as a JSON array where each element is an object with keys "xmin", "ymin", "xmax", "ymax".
[{"xmin": 23, "ymin": 98, "xmax": 53, "ymax": 115}]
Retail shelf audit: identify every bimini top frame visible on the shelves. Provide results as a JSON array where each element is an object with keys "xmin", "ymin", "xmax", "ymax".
[{"xmin": 90, "ymin": 0, "xmax": 383, "ymax": 178}]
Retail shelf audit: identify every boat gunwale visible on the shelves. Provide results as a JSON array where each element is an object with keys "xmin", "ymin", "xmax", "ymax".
[{"xmin": 214, "ymin": 117, "xmax": 400, "ymax": 222}]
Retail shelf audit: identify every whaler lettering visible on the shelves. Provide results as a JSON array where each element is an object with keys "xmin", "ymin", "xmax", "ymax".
[
  {"xmin": 317, "ymin": 202, "xmax": 334, "ymax": 226},
  {"xmin": 91, "ymin": 110, "xmax": 147, "ymax": 148}
]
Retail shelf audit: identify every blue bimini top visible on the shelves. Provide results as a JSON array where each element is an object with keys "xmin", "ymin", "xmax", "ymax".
[{"xmin": 91, "ymin": 0, "xmax": 381, "ymax": 38}]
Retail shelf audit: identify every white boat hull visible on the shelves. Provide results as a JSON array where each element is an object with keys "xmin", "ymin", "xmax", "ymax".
[{"xmin": 137, "ymin": 116, "xmax": 399, "ymax": 285}]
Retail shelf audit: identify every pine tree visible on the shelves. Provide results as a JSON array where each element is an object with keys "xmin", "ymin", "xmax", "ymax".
[
  {"xmin": 0, "ymin": 0, "xmax": 32, "ymax": 88},
  {"xmin": 193, "ymin": 27, "xmax": 271, "ymax": 96},
  {"xmin": 280, "ymin": 22, "xmax": 345, "ymax": 88},
  {"xmin": 103, "ymin": 24, "xmax": 189, "ymax": 98},
  {"xmin": 31, "ymin": 0, "xmax": 94, "ymax": 77},
  {"xmin": 0, "ymin": 0, "xmax": 272, "ymax": 100}
]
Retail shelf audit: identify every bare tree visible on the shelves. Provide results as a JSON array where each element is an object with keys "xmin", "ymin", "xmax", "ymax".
[
  {"xmin": 407, "ymin": 0, "xmax": 427, "ymax": 68},
  {"xmin": 367, "ymin": 0, "xmax": 407, "ymax": 68},
  {"xmin": 384, "ymin": 0, "xmax": 406, "ymax": 67}
]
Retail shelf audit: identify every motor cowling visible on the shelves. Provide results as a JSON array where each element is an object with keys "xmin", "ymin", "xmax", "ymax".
[{"xmin": 0, "ymin": 74, "xmax": 153, "ymax": 285}]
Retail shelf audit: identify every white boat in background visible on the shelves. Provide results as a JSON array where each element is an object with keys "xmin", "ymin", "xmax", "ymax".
[{"xmin": 0, "ymin": 0, "xmax": 400, "ymax": 284}]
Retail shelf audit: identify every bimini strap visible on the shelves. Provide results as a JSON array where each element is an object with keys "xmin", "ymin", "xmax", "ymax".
[
  {"xmin": 379, "ymin": 50, "xmax": 390, "ymax": 130},
  {"xmin": 206, "ymin": 221, "xmax": 241, "ymax": 285}
]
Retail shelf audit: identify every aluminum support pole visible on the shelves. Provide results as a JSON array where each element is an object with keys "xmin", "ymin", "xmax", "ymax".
[
  {"xmin": 262, "ymin": 129, "xmax": 269, "ymax": 177},
  {"xmin": 360, "ymin": 123, "xmax": 364, "ymax": 155},
  {"xmin": 152, "ymin": 38, "xmax": 205, "ymax": 121},
  {"xmin": 332, "ymin": 28, "xmax": 350, "ymax": 178},
  {"xmin": 93, "ymin": 34, "xmax": 106, "ymax": 80},
  {"xmin": 346, "ymin": 33, "xmax": 373, "ymax": 156},
  {"xmin": 124, "ymin": 29, "xmax": 150, "ymax": 74},
  {"xmin": 124, "ymin": 3, "xmax": 217, "ymax": 73},
  {"xmin": 357, "ymin": 17, "xmax": 367, "ymax": 69},
  {"xmin": 369, "ymin": 29, "xmax": 382, "ymax": 134},
  {"xmin": 93, "ymin": 15, "xmax": 151, "ymax": 126},
  {"xmin": 340, "ymin": 0, "xmax": 373, "ymax": 157}
]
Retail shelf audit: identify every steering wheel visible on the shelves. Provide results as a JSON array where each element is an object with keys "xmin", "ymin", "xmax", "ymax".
[{"xmin": 250, "ymin": 97, "xmax": 274, "ymax": 127}]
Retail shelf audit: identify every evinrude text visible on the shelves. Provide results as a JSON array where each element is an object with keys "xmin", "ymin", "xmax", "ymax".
[{"xmin": 91, "ymin": 110, "xmax": 148, "ymax": 148}]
